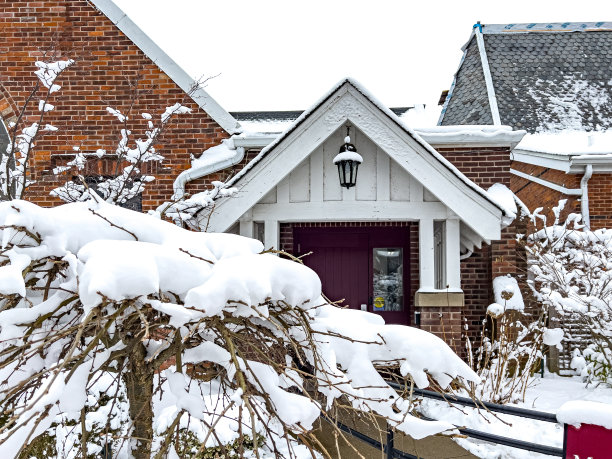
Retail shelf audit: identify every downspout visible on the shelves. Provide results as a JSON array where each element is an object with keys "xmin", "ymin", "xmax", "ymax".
[
  {"xmin": 580, "ymin": 164, "xmax": 593, "ymax": 228},
  {"xmin": 173, "ymin": 140, "xmax": 245, "ymax": 199}
]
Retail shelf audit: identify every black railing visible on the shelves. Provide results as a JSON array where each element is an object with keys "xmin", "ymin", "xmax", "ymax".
[
  {"xmin": 321, "ymin": 414, "xmax": 417, "ymax": 459},
  {"xmin": 323, "ymin": 382, "xmax": 565, "ymax": 458},
  {"xmin": 387, "ymin": 381, "xmax": 564, "ymax": 457}
]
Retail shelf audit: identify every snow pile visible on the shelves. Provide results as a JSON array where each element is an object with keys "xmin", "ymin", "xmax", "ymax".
[
  {"xmin": 333, "ymin": 151, "xmax": 363, "ymax": 163},
  {"xmin": 557, "ymin": 400, "xmax": 612, "ymax": 429},
  {"xmin": 0, "ymin": 200, "xmax": 477, "ymax": 457},
  {"xmin": 487, "ymin": 183, "xmax": 518, "ymax": 226},
  {"xmin": 421, "ymin": 374, "xmax": 612, "ymax": 458},
  {"xmin": 542, "ymin": 328, "xmax": 564, "ymax": 348},
  {"xmin": 493, "ymin": 275, "xmax": 525, "ymax": 311},
  {"xmin": 517, "ymin": 130, "xmax": 612, "ymax": 156}
]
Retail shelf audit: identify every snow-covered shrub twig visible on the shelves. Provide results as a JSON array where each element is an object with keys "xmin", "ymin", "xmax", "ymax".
[
  {"xmin": 0, "ymin": 201, "xmax": 478, "ymax": 458},
  {"xmin": 1, "ymin": 58, "xmax": 74, "ymax": 201}
]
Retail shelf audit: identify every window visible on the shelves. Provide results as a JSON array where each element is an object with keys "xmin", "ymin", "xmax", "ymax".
[
  {"xmin": 372, "ymin": 248, "xmax": 404, "ymax": 312},
  {"xmin": 434, "ymin": 220, "xmax": 446, "ymax": 289},
  {"xmin": 0, "ymin": 118, "xmax": 9, "ymax": 158},
  {"xmin": 254, "ymin": 222, "xmax": 265, "ymax": 244},
  {"xmin": 81, "ymin": 176, "xmax": 142, "ymax": 212}
]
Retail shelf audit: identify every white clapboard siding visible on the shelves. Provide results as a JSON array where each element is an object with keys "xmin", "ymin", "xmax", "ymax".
[{"xmin": 267, "ymin": 125, "xmax": 436, "ymax": 210}]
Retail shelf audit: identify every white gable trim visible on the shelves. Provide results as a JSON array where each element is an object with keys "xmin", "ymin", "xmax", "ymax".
[
  {"xmin": 90, "ymin": 0, "xmax": 241, "ymax": 135},
  {"xmin": 208, "ymin": 82, "xmax": 503, "ymax": 241}
]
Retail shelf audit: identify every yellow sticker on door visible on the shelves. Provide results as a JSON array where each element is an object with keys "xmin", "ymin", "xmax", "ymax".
[{"xmin": 374, "ymin": 297, "xmax": 385, "ymax": 310}]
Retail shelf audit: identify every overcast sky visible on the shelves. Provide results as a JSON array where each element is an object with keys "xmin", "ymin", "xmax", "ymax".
[{"xmin": 112, "ymin": 0, "xmax": 612, "ymax": 112}]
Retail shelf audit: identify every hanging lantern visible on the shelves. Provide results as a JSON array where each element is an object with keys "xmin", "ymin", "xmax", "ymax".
[{"xmin": 333, "ymin": 127, "xmax": 363, "ymax": 189}]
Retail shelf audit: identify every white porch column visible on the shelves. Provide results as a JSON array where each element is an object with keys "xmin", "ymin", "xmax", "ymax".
[
  {"xmin": 445, "ymin": 218, "xmax": 461, "ymax": 290},
  {"xmin": 239, "ymin": 220, "xmax": 254, "ymax": 238},
  {"xmin": 419, "ymin": 218, "xmax": 435, "ymax": 290},
  {"xmin": 264, "ymin": 220, "xmax": 279, "ymax": 251}
]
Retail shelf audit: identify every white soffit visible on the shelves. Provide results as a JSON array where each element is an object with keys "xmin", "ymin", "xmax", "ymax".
[
  {"xmin": 90, "ymin": 0, "xmax": 241, "ymax": 135},
  {"xmin": 209, "ymin": 80, "xmax": 504, "ymax": 240}
]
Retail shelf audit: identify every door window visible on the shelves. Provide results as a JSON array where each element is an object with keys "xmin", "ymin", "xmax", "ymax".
[{"xmin": 372, "ymin": 248, "xmax": 404, "ymax": 312}]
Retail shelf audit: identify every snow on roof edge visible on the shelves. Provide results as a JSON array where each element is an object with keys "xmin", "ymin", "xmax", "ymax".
[{"xmin": 91, "ymin": 0, "xmax": 241, "ymax": 135}]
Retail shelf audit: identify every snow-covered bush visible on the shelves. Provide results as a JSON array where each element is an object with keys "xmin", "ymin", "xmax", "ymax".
[
  {"xmin": 528, "ymin": 210, "xmax": 612, "ymax": 386},
  {"xmin": 0, "ymin": 200, "xmax": 478, "ymax": 458},
  {"xmin": 466, "ymin": 285, "xmax": 544, "ymax": 404}
]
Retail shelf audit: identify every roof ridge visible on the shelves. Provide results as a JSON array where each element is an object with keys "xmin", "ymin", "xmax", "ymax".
[{"xmin": 480, "ymin": 22, "xmax": 612, "ymax": 34}]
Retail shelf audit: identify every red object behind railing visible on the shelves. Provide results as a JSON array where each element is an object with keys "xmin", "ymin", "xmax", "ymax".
[{"xmin": 565, "ymin": 423, "xmax": 612, "ymax": 459}]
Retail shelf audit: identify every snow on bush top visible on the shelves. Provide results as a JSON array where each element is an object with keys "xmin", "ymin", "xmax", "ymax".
[{"xmin": 493, "ymin": 275, "xmax": 525, "ymax": 311}]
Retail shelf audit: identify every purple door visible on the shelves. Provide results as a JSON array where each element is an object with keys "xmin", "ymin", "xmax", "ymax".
[{"xmin": 294, "ymin": 226, "xmax": 411, "ymax": 325}]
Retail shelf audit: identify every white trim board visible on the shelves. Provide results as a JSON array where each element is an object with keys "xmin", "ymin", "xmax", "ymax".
[
  {"xmin": 207, "ymin": 81, "xmax": 504, "ymax": 242},
  {"xmin": 510, "ymin": 168, "xmax": 581, "ymax": 195},
  {"xmin": 89, "ymin": 0, "xmax": 241, "ymax": 135}
]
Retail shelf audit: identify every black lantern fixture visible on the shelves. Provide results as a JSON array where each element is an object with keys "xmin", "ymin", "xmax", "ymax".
[{"xmin": 333, "ymin": 126, "xmax": 363, "ymax": 189}]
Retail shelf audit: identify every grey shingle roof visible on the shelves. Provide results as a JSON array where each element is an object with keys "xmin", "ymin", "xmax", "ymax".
[
  {"xmin": 438, "ymin": 36, "xmax": 493, "ymax": 126},
  {"xmin": 440, "ymin": 24, "xmax": 612, "ymax": 133}
]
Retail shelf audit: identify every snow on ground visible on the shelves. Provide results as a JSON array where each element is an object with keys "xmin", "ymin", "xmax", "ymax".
[{"xmin": 419, "ymin": 374, "xmax": 612, "ymax": 458}]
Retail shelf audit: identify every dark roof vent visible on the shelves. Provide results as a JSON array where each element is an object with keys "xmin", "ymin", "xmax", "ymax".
[{"xmin": 438, "ymin": 90, "xmax": 449, "ymax": 106}]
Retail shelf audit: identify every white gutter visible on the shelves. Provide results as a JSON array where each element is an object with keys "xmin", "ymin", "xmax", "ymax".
[
  {"xmin": 580, "ymin": 164, "xmax": 593, "ymax": 228},
  {"xmin": 474, "ymin": 26, "xmax": 501, "ymax": 125},
  {"xmin": 232, "ymin": 135, "xmax": 278, "ymax": 149}
]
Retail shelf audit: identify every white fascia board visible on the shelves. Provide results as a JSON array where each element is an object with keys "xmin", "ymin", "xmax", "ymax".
[
  {"xmin": 209, "ymin": 83, "xmax": 503, "ymax": 241},
  {"xmin": 89, "ymin": 0, "xmax": 241, "ymax": 135},
  {"xmin": 250, "ymin": 201, "xmax": 450, "ymax": 222},
  {"xmin": 511, "ymin": 149, "xmax": 571, "ymax": 172},
  {"xmin": 474, "ymin": 29, "xmax": 501, "ymax": 125}
]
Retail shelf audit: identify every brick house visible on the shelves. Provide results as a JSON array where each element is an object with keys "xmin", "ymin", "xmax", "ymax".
[
  {"xmin": 439, "ymin": 22, "xmax": 612, "ymax": 230},
  {"xmin": 0, "ymin": 0, "xmax": 242, "ymax": 211},
  {"xmin": 1, "ymin": 0, "xmax": 531, "ymax": 354}
]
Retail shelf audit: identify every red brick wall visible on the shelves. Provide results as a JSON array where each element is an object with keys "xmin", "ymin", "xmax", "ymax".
[
  {"xmin": 510, "ymin": 162, "xmax": 580, "ymax": 226},
  {"xmin": 587, "ymin": 174, "xmax": 612, "ymax": 229},
  {"xmin": 419, "ymin": 306, "xmax": 462, "ymax": 355},
  {"xmin": 436, "ymin": 145, "xmax": 517, "ymax": 348},
  {"xmin": 0, "ymin": 0, "xmax": 229, "ymax": 210},
  {"xmin": 512, "ymin": 161, "xmax": 612, "ymax": 230}
]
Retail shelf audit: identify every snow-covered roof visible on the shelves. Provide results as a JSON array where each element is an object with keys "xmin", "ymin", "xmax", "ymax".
[
  {"xmin": 440, "ymin": 22, "xmax": 612, "ymax": 133},
  {"xmin": 91, "ymin": 0, "xmax": 241, "ymax": 135},
  {"xmin": 517, "ymin": 131, "xmax": 612, "ymax": 157},
  {"xmin": 232, "ymin": 111, "xmax": 524, "ymax": 148},
  {"xmin": 227, "ymin": 78, "xmax": 507, "ymax": 210},
  {"xmin": 231, "ymin": 107, "xmax": 418, "ymax": 135}
]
